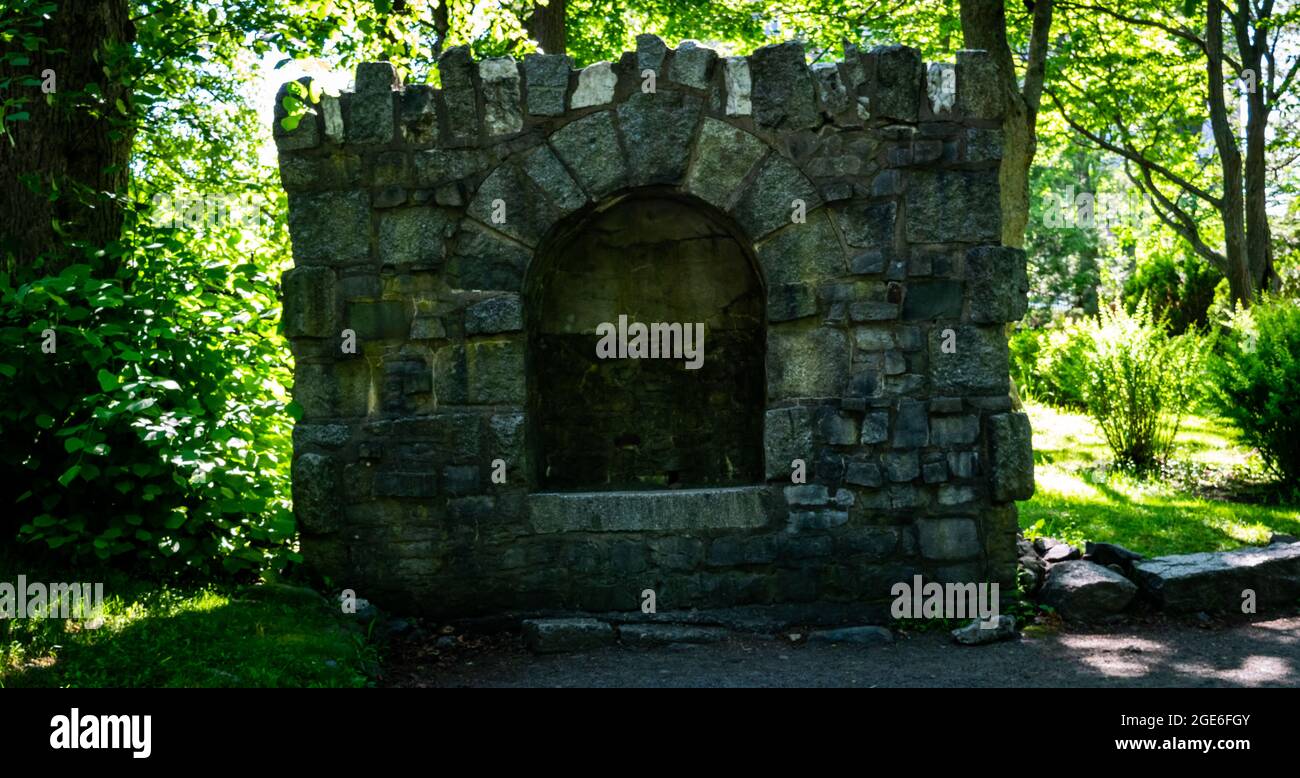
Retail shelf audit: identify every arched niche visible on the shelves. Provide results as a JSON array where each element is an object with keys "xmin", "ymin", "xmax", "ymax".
[{"xmin": 524, "ymin": 190, "xmax": 766, "ymax": 491}]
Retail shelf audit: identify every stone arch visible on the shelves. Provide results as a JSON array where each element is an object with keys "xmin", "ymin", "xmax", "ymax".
[
  {"xmin": 459, "ymin": 107, "xmax": 847, "ymax": 317},
  {"xmin": 455, "ymin": 107, "xmax": 854, "ymax": 492},
  {"xmin": 524, "ymin": 189, "xmax": 767, "ymax": 491}
]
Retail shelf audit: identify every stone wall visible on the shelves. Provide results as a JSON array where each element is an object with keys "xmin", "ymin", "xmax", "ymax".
[{"xmin": 276, "ymin": 35, "xmax": 1035, "ymax": 618}]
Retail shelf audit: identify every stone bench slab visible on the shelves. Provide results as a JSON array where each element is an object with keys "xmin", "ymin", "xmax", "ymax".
[
  {"xmin": 527, "ymin": 486, "xmax": 770, "ymax": 533},
  {"xmin": 1133, "ymin": 542, "xmax": 1300, "ymax": 612}
]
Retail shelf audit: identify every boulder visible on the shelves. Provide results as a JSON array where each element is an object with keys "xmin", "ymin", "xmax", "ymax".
[
  {"xmin": 1042, "ymin": 543, "xmax": 1080, "ymax": 563},
  {"xmin": 1133, "ymin": 543, "xmax": 1300, "ymax": 612},
  {"xmin": 1017, "ymin": 554, "xmax": 1046, "ymax": 593},
  {"xmin": 1084, "ymin": 541, "xmax": 1145, "ymax": 571},
  {"xmin": 618, "ymin": 624, "xmax": 731, "ymax": 647},
  {"xmin": 522, "ymin": 618, "xmax": 616, "ymax": 654},
  {"xmin": 806, "ymin": 626, "xmax": 894, "ymax": 646},
  {"xmin": 951, "ymin": 615, "xmax": 1016, "ymax": 645},
  {"xmin": 1039, "ymin": 560, "xmax": 1137, "ymax": 620}
]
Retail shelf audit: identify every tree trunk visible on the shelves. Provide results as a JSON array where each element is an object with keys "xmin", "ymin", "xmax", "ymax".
[
  {"xmin": 1241, "ymin": 30, "xmax": 1280, "ymax": 298},
  {"xmin": 1206, "ymin": 0, "xmax": 1252, "ymax": 304},
  {"xmin": 960, "ymin": 0, "xmax": 1053, "ymax": 250},
  {"xmin": 0, "ymin": 0, "xmax": 134, "ymax": 274},
  {"xmin": 527, "ymin": 0, "xmax": 566, "ymax": 55}
]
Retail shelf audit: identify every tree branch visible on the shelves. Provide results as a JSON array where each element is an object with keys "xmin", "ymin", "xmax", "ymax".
[{"xmin": 1046, "ymin": 86, "xmax": 1224, "ymax": 208}]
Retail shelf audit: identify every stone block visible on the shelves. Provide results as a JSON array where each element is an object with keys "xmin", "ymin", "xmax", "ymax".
[
  {"xmin": 684, "ymin": 118, "xmax": 766, "ymax": 211},
  {"xmin": 283, "ymin": 266, "xmax": 337, "ymax": 338},
  {"xmin": 732, "ymin": 155, "xmax": 822, "ymax": 240},
  {"xmin": 549, "ymin": 111, "xmax": 627, "ymax": 198},
  {"xmin": 293, "ymin": 453, "xmax": 341, "ymax": 532},
  {"xmin": 670, "ymin": 40, "xmax": 717, "ymax": 89},
  {"xmin": 617, "ymin": 91, "xmax": 702, "ymax": 187},
  {"xmin": 764, "ymin": 406, "xmax": 814, "ymax": 480},
  {"xmin": 1133, "ymin": 543, "xmax": 1300, "ymax": 612},
  {"xmin": 966, "ymin": 246, "xmax": 1028, "ymax": 323},
  {"xmin": 524, "ymin": 54, "xmax": 572, "ymax": 116},
  {"xmin": 916, "ymin": 517, "xmax": 980, "ymax": 561},
  {"xmin": 768, "ymin": 324, "xmax": 849, "ymax": 400},
  {"xmin": 478, "ymin": 57, "xmax": 523, "ymax": 136},
  {"xmin": 286, "ymin": 191, "xmax": 370, "ymax": 265},
  {"xmin": 872, "ymin": 45, "xmax": 923, "ymax": 121},
  {"xmin": 378, "ymin": 207, "xmax": 452, "ymax": 266},
  {"xmin": 957, "ymin": 49, "xmax": 1004, "ymax": 120},
  {"xmin": 755, "ymin": 210, "xmax": 845, "ymax": 286},
  {"xmin": 902, "ymin": 280, "xmax": 962, "ymax": 320},
  {"xmin": 465, "ymin": 295, "xmax": 523, "ymax": 334},
  {"xmin": 906, "ymin": 170, "xmax": 1000, "ymax": 243},
  {"xmin": 987, "ymin": 412, "xmax": 1034, "ymax": 502},
  {"xmin": 571, "ymin": 61, "xmax": 617, "ymax": 108},
  {"xmin": 892, "ymin": 399, "xmax": 929, "ymax": 448},
  {"xmin": 929, "ymin": 325, "xmax": 1010, "ymax": 395},
  {"xmin": 750, "ymin": 41, "xmax": 819, "ymax": 130},
  {"xmin": 529, "ymin": 487, "xmax": 769, "ymax": 533},
  {"xmin": 523, "ymin": 618, "xmax": 616, "ymax": 654}
]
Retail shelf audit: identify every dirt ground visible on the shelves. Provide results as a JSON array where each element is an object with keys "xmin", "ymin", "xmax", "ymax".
[{"xmin": 384, "ymin": 611, "xmax": 1300, "ymax": 688}]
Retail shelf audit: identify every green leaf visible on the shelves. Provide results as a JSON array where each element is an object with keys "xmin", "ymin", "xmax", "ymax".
[
  {"xmin": 57, "ymin": 465, "xmax": 81, "ymax": 487},
  {"xmin": 97, "ymin": 368, "xmax": 118, "ymax": 392}
]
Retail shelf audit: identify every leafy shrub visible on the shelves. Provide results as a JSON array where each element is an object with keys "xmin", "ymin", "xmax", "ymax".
[
  {"xmin": 1207, "ymin": 296, "xmax": 1300, "ymax": 484},
  {"xmin": 1009, "ymin": 320, "xmax": 1091, "ymax": 409},
  {"xmin": 0, "ymin": 214, "xmax": 297, "ymax": 578},
  {"xmin": 1079, "ymin": 299, "xmax": 1204, "ymax": 469},
  {"xmin": 1122, "ymin": 251, "xmax": 1219, "ymax": 334}
]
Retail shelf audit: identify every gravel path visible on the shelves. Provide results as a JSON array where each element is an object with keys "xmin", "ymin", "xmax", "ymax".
[{"xmin": 387, "ymin": 612, "xmax": 1300, "ymax": 688}]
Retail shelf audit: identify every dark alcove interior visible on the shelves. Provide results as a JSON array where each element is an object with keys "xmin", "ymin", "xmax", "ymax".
[{"xmin": 526, "ymin": 193, "xmax": 765, "ymax": 491}]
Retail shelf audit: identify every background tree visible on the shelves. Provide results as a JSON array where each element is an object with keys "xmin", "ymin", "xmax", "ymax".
[
  {"xmin": 1, "ymin": 0, "xmax": 134, "ymax": 273},
  {"xmin": 960, "ymin": 0, "xmax": 1054, "ymax": 249},
  {"xmin": 1049, "ymin": 0, "xmax": 1296, "ymax": 305}
]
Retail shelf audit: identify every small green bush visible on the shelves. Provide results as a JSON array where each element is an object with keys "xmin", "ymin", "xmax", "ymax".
[
  {"xmin": 1080, "ymin": 299, "xmax": 1204, "ymax": 469},
  {"xmin": 1207, "ymin": 295, "xmax": 1300, "ymax": 484},
  {"xmin": 1009, "ymin": 320, "xmax": 1091, "ymax": 409}
]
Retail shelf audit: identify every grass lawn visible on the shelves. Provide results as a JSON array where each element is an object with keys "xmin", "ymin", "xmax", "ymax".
[
  {"xmin": 0, "ymin": 563, "xmax": 378, "ymax": 688},
  {"xmin": 1021, "ymin": 401, "xmax": 1300, "ymax": 556}
]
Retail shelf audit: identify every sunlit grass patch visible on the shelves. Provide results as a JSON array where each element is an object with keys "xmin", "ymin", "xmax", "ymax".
[
  {"xmin": 1022, "ymin": 402, "xmax": 1300, "ymax": 556},
  {"xmin": 0, "ymin": 562, "xmax": 376, "ymax": 688}
]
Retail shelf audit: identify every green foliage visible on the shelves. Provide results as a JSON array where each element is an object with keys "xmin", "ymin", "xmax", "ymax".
[
  {"xmin": 1123, "ymin": 250, "xmax": 1219, "ymax": 334},
  {"xmin": 0, "ymin": 1, "xmax": 56, "ymax": 143},
  {"xmin": 1009, "ymin": 320, "xmax": 1091, "ymax": 410},
  {"xmin": 1079, "ymin": 299, "xmax": 1205, "ymax": 470},
  {"xmin": 1207, "ymin": 296, "xmax": 1300, "ymax": 485},
  {"xmin": 0, "ymin": 211, "xmax": 296, "ymax": 576}
]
